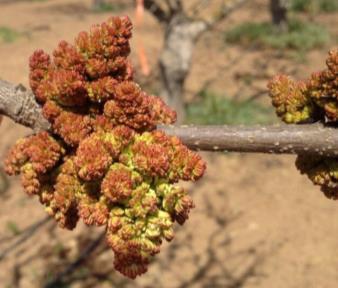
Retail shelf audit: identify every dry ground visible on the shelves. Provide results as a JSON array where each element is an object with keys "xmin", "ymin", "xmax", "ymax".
[{"xmin": 0, "ymin": 0, "xmax": 338, "ymax": 287}]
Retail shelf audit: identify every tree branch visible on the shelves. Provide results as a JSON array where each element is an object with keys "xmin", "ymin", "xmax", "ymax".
[
  {"xmin": 207, "ymin": 0, "xmax": 249, "ymax": 27},
  {"xmin": 161, "ymin": 124, "xmax": 338, "ymax": 156},
  {"xmin": 0, "ymin": 79, "xmax": 50, "ymax": 132},
  {"xmin": 191, "ymin": 0, "xmax": 212, "ymax": 15},
  {"xmin": 44, "ymin": 232, "xmax": 105, "ymax": 288},
  {"xmin": 166, "ymin": 0, "xmax": 183, "ymax": 13},
  {"xmin": 144, "ymin": 0, "xmax": 170, "ymax": 23},
  {"xmin": 1, "ymin": 79, "xmax": 338, "ymax": 157}
]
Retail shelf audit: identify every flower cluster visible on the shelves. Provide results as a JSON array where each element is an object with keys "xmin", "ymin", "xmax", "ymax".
[
  {"xmin": 268, "ymin": 48, "xmax": 337, "ymax": 124},
  {"xmin": 268, "ymin": 75, "xmax": 315, "ymax": 124},
  {"xmin": 268, "ymin": 48, "xmax": 338, "ymax": 199},
  {"xmin": 4, "ymin": 17, "xmax": 206, "ymax": 278},
  {"xmin": 295, "ymin": 155, "xmax": 338, "ymax": 199}
]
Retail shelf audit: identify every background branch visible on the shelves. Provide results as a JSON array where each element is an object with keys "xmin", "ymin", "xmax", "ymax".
[
  {"xmin": 144, "ymin": 0, "xmax": 169, "ymax": 22},
  {"xmin": 206, "ymin": 0, "xmax": 249, "ymax": 27},
  {"xmin": 1, "ymin": 79, "xmax": 338, "ymax": 156},
  {"xmin": 191, "ymin": 0, "xmax": 212, "ymax": 15},
  {"xmin": 44, "ymin": 232, "xmax": 105, "ymax": 288},
  {"xmin": 0, "ymin": 216, "xmax": 51, "ymax": 261}
]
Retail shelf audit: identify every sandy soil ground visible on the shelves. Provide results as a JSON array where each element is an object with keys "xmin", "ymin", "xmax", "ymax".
[{"xmin": 0, "ymin": 0, "xmax": 338, "ymax": 287}]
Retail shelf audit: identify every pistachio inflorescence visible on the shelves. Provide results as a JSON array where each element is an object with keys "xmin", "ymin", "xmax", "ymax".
[
  {"xmin": 268, "ymin": 49, "xmax": 338, "ymax": 199},
  {"xmin": 4, "ymin": 17, "xmax": 206, "ymax": 278}
]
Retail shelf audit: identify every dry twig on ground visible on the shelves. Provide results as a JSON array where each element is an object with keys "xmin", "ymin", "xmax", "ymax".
[
  {"xmin": 44, "ymin": 232, "xmax": 105, "ymax": 288},
  {"xmin": 0, "ymin": 216, "xmax": 51, "ymax": 260}
]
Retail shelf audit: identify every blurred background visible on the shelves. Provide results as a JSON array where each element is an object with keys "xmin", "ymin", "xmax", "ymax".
[{"xmin": 0, "ymin": 0, "xmax": 338, "ymax": 287}]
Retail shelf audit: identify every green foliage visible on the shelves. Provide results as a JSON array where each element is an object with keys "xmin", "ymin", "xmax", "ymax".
[
  {"xmin": 291, "ymin": 0, "xmax": 338, "ymax": 13},
  {"xmin": 0, "ymin": 27, "xmax": 21, "ymax": 43},
  {"xmin": 52, "ymin": 242, "xmax": 66, "ymax": 256},
  {"xmin": 186, "ymin": 90, "xmax": 274, "ymax": 125},
  {"xmin": 92, "ymin": 1, "xmax": 127, "ymax": 13},
  {"xmin": 6, "ymin": 221, "xmax": 20, "ymax": 236},
  {"xmin": 225, "ymin": 19, "xmax": 330, "ymax": 51}
]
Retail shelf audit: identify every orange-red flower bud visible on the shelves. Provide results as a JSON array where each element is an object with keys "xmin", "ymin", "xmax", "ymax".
[
  {"xmin": 74, "ymin": 134, "xmax": 112, "ymax": 181},
  {"xmin": 5, "ymin": 16, "xmax": 206, "ymax": 279}
]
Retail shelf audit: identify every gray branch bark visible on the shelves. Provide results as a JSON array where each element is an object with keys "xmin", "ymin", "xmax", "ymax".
[
  {"xmin": 161, "ymin": 124, "xmax": 338, "ymax": 156},
  {"xmin": 1, "ymin": 79, "xmax": 338, "ymax": 157},
  {"xmin": 0, "ymin": 79, "xmax": 50, "ymax": 132},
  {"xmin": 159, "ymin": 15, "xmax": 207, "ymax": 122}
]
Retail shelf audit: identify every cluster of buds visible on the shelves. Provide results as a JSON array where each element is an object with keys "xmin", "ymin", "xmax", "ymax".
[
  {"xmin": 268, "ymin": 49, "xmax": 337, "ymax": 124},
  {"xmin": 4, "ymin": 17, "xmax": 206, "ymax": 278},
  {"xmin": 295, "ymin": 155, "xmax": 338, "ymax": 199},
  {"xmin": 268, "ymin": 48, "xmax": 338, "ymax": 199}
]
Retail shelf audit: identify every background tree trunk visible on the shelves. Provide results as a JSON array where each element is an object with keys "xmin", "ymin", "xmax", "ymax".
[
  {"xmin": 159, "ymin": 14, "xmax": 206, "ymax": 123},
  {"xmin": 143, "ymin": 0, "xmax": 248, "ymax": 123},
  {"xmin": 270, "ymin": 0, "xmax": 288, "ymax": 32}
]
